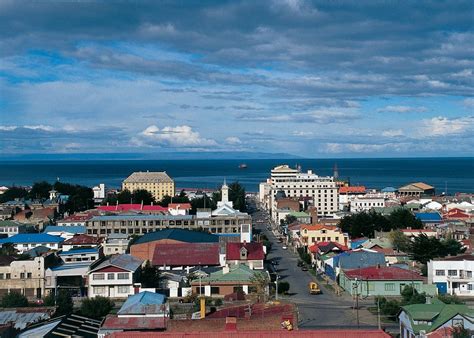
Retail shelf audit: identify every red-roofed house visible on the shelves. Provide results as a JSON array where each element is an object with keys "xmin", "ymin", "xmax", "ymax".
[
  {"xmin": 225, "ymin": 242, "xmax": 265, "ymax": 270},
  {"xmin": 62, "ymin": 234, "xmax": 104, "ymax": 251},
  {"xmin": 152, "ymin": 243, "xmax": 220, "ymax": 269},
  {"xmin": 339, "ymin": 186, "xmax": 366, "ymax": 194},
  {"xmin": 168, "ymin": 203, "xmax": 192, "ymax": 216},
  {"xmin": 97, "ymin": 204, "xmax": 168, "ymax": 214},
  {"xmin": 300, "ymin": 224, "xmax": 349, "ymax": 247},
  {"xmin": 443, "ymin": 208, "xmax": 471, "ymax": 220},
  {"xmin": 57, "ymin": 213, "xmax": 93, "ymax": 226},
  {"xmin": 339, "ymin": 266, "xmax": 436, "ymax": 296}
]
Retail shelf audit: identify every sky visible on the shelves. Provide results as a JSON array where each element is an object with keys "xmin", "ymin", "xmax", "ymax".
[{"xmin": 0, "ymin": 0, "xmax": 473, "ymax": 158}]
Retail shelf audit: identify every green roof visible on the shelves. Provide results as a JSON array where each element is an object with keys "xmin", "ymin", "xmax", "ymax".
[
  {"xmin": 289, "ymin": 211, "xmax": 310, "ymax": 217},
  {"xmin": 200, "ymin": 264, "xmax": 265, "ymax": 283},
  {"xmin": 402, "ymin": 301, "xmax": 474, "ymax": 334},
  {"xmin": 0, "ymin": 220, "xmax": 32, "ymax": 227}
]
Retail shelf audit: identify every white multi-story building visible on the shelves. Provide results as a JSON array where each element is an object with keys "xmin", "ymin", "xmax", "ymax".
[
  {"xmin": 350, "ymin": 195, "xmax": 385, "ymax": 213},
  {"xmin": 93, "ymin": 183, "xmax": 106, "ymax": 200},
  {"xmin": 262, "ymin": 165, "xmax": 338, "ymax": 218},
  {"xmin": 427, "ymin": 254, "xmax": 474, "ymax": 297}
]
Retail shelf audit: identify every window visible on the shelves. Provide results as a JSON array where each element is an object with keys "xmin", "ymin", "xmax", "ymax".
[
  {"xmin": 93, "ymin": 286, "xmax": 105, "ymax": 294},
  {"xmin": 27, "ymin": 273, "xmax": 32, "ymax": 279},
  {"xmin": 0, "ymin": 274, "xmax": 3, "ymax": 279},
  {"xmin": 117, "ymin": 286, "xmax": 130, "ymax": 294},
  {"xmin": 20, "ymin": 273, "xmax": 25, "ymax": 279},
  {"xmin": 468, "ymin": 284, "xmax": 473, "ymax": 291},
  {"xmin": 384, "ymin": 283, "xmax": 395, "ymax": 291},
  {"xmin": 448, "ymin": 270, "xmax": 457, "ymax": 276},
  {"xmin": 117, "ymin": 273, "xmax": 129, "ymax": 280},
  {"xmin": 6, "ymin": 273, "xmax": 10, "ymax": 279},
  {"xmin": 107, "ymin": 273, "xmax": 115, "ymax": 280},
  {"xmin": 211, "ymin": 287, "xmax": 220, "ymax": 294},
  {"xmin": 435, "ymin": 270, "xmax": 445, "ymax": 276},
  {"xmin": 93, "ymin": 273, "xmax": 105, "ymax": 280}
]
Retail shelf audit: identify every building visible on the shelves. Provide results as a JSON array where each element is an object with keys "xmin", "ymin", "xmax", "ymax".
[
  {"xmin": 93, "ymin": 183, "xmax": 106, "ymax": 200},
  {"xmin": 130, "ymin": 228, "xmax": 219, "ymax": 262},
  {"xmin": 265, "ymin": 165, "xmax": 339, "ymax": 218},
  {"xmin": 88, "ymin": 254, "xmax": 144, "ymax": 298},
  {"xmin": 43, "ymin": 225, "xmax": 86, "ymax": 240},
  {"xmin": 0, "ymin": 220, "xmax": 29, "ymax": 237},
  {"xmin": 225, "ymin": 242, "xmax": 265, "ymax": 269},
  {"xmin": 59, "ymin": 247, "xmax": 101, "ymax": 265},
  {"xmin": 338, "ymin": 266, "xmax": 435, "ymax": 297},
  {"xmin": 398, "ymin": 182, "xmax": 435, "ymax": 197},
  {"xmin": 122, "ymin": 171, "xmax": 175, "ymax": 202},
  {"xmin": 415, "ymin": 212, "xmax": 443, "ymax": 228},
  {"xmin": 427, "ymin": 254, "xmax": 474, "ymax": 296},
  {"xmin": 168, "ymin": 203, "xmax": 191, "ymax": 216},
  {"xmin": 62, "ymin": 234, "xmax": 103, "ymax": 251},
  {"xmin": 103, "ymin": 233, "xmax": 130, "ymax": 255},
  {"xmin": 99, "ymin": 291, "xmax": 169, "ymax": 337},
  {"xmin": 339, "ymin": 186, "xmax": 367, "ymax": 211},
  {"xmin": 323, "ymin": 249, "xmax": 386, "ymax": 280},
  {"xmin": 300, "ymin": 224, "xmax": 349, "ymax": 247},
  {"xmin": 97, "ymin": 204, "xmax": 168, "ymax": 214},
  {"xmin": 351, "ymin": 196, "xmax": 385, "ymax": 213},
  {"xmin": 56, "ymin": 213, "xmax": 93, "ymax": 227},
  {"xmin": 190, "ymin": 264, "xmax": 268, "ymax": 298},
  {"xmin": 399, "ymin": 299, "xmax": 474, "ymax": 338},
  {"xmin": 0, "ymin": 234, "xmax": 64, "ymax": 254}
]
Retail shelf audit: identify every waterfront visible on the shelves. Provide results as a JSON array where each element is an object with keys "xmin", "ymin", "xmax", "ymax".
[{"xmin": 0, "ymin": 157, "xmax": 473, "ymax": 193}]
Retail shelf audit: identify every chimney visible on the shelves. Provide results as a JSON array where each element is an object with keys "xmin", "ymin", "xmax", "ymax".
[
  {"xmin": 223, "ymin": 265, "xmax": 230, "ymax": 274},
  {"xmin": 309, "ymin": 206, "xmax": 318, "ymax": 225},
  {"xmin": 225, "ymin": 317, "xmax": 237, "ymax": 331}
]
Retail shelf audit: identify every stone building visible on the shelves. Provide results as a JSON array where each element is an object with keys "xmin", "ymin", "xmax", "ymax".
[{"xmin": 122, "ymin": 171, "xmax": 175, "ymax": 202}]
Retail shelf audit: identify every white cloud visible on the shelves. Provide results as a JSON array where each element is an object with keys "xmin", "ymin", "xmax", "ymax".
[
  {"xmin": 462, "ymin": 98, "xmax": 474, "ymax": 108},
  {"xmin": 140, "ymin": 125, "xmax": 217, "ymax": 147},
  {"xmin": 382, "ymin": 129, "xmax": 404, "ymax": 137},
  {"xmin": 238, "ymin": 109, "xmax": 360, "ymax": 124},
  {"xmin": 225, "ymin": 136, "xmax": 242, "ymax": 145},
  {"xmin": 377, "ymin": 105, "xmax": 428, "ymax": 114},
  {"xmin": 0, "ymin": 126, "xmax": 17, "ymax": 131},
  {"xmin": 292, "ymin": 131, "xmax": 313, "ymax": 137},
  {"xmin": 419, "ymin": 116, "xmax": 474, "ymax": 137}
]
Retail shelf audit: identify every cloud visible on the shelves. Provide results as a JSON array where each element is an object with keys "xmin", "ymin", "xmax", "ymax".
[
  {"xmin": 419, "ymin": 116, "xmax": 474, "ymax": 137},
  {"xmin": 381, "ymin": 129, "xmax": 404, "ymax": 137},
  {"xmin": 139, "ymin": 125, "xmax": 217, "ymax": 147},
  {"xmin": 237, "ymin": 109, "xmax": 360, "ymax": 124},
  {"xmin": 463, "ymin": 98, "xmax": 474, "ymax": 108},
  {"xmin": 377, "ymin": 105, "xmax": 428, "ymax": 114},
  {"xmin": 225, "ymin": 136, "xmax": 242, "ymax": 145}
]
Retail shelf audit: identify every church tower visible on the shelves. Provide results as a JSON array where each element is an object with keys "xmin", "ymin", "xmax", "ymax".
[{"xmin": 221, "ymin": 179, "xmax": 229, "ymax": 203}]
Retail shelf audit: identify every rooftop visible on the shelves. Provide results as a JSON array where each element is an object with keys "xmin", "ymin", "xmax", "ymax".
[
  {"xmin": 97, "ymin": 204, "xmax": 168, "ymax": 212},
  {"xmin": 339, "ymin": 186, "xmax": 366, "ymax": 194},
  {"xmin": 134, "ymin": 228, "xmax": 219, "ymax": 245},
  {"xmin": 59, "ymin": 248, "xmax": 99, "ymax": 256},
  {"xmin": 226, "ymin": 242, "xmax": 265, "ymax": 260},
  {"xmin": 43, "ymin": 225, "xmax": 86, "ymax": 234},
  {"xmin": 197, "ymin": 264, "xmax": 265, "ymax": 283},
  {"xmin": 118, "ymin": 291, "xmax": 166, "ymax": 315},
  {"xmin": 0, "ymin": 233, "xmax": 64, "ymax": 244},
  {"xmin": 343, "ymin": 266, "xmax": 424, "ymax": 281},
  {"xmin": 91, "ymin": 254, "xmax": 143, "ymax": 272},
  {"xmin": 123, "ymin": 171, "xmax": 173, "ymax": 184},
  {"xmin": 152, "ymin": 243, "xmax": 220, "ymax": 266}
]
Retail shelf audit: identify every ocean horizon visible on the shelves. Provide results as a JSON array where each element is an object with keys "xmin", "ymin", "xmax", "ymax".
[{"xmin": 0, "ymin": 157, "xmax": 473, "ymax": 193}]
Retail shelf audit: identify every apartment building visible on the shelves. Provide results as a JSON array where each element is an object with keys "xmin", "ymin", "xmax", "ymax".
[
  {"xmin": 350, "ymin": 195, "xmax": 385, "ymax": 213},
  {"xmin": 265, "ymin": 165, "xmax": 339, "ymax": 217},
  {"xmin": 427, "ymin": 254, "xmax": 474, "ymax": 296},
  {"xmin": 122, "ymin": 171, "xmax": 175, "ymax": 202}
]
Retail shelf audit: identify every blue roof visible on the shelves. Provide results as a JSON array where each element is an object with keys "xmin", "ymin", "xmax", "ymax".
[
  {"xmin": 134, "ymin": 228, "xmax": 219, "ymax": 245},
  {"xmin": 334, "ymin": 250, "xmax": 386, "ymax": 270},
  {"xmin": 118, "ymin": 291, "xmax": 166, "ymax": 315},
  {"xmin": 0, "ymin": 233, "xmax": 64, "ymax": 244},
  {"xmin": 43, "ymin": 226, "xmax": 86, "ymax": 234},
  {"xmin": 415, "ymin": 212, "xmax": 442, "ymax": 222},
  {"xmin": 381, "ymin": 187, "xmax": 397, "ymax": 193},
  {"xmin": 59, "ymin": 248, "xmax": 99, "ymax": 256},
  {"xmin": 51, "ymin": 263, "xmax": 92, "ymax": 271},
  {"xmin": 350, "ymin": 238, "xmax": 369, "ymax": 249}
]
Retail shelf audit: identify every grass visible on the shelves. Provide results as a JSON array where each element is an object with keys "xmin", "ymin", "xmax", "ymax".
[{"xmin": 367, "ymin": 306, "xmax": 397, "ymax": 323}]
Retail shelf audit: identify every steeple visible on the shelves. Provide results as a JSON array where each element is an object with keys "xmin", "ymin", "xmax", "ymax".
[{"xmin": 221, "ymin": 179, "xmax": 229, "ymax": 203}]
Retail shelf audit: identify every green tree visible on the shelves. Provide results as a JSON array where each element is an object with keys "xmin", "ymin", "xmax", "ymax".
[
  {"xmin": 54, "ymin": 182, "xmax": 93, "ymax": 213},
  {"xmin": 228, "ymin": 182, "xmax": 247, "ymax": 212},
  {"xmin": 440, "ymin": 238, "xmax": 466, "ymax": 257},
  {"xmin": 438, "ymin": 294, "xmax": 465, "ymax": 304},
  {"xmin": 409, "ymin": 235, "xmax": 466, "ymax": 264},
  {"xmin": 389, "ymin": 230, "xmax": 411, "ymax": 252},
  {"xmin": 0, "ymin": 187, "xmax": 28, "ymax": 203},
  {"xmin": 117, "ymin": 189, "xmax": 132, "ymax": 204},
  {"xmin": 29, "ymin": 181, "xmax": 53, "ymax": 199},
  {"xmin": 131, "ymin": 189, "xmax": 155, "ymax": 205},
  {"xmin": 0, "ymin": 242, "xmax": 17, "ymax": 256},
  {"xmin": 1, "ymin": 291, "xmax": 28, "ymax": 307},
  {"xmin": 44, "ymin": 290, "xmax": 73, "ymax": 316},
  {"xmin": 452, "ymin": 326, "xmax": 471, "ymax": 338},
  {"xmin": 388, "ymin": 208, "xmax": 423, "ymax": 230},
  {"xmin": 80, "ymin": 296, "xmax": 114, "ymax": 319},
  {"xmin": 339, "ymin": 210, "xmax": 390, "ymax": 238},
  {"xmin": 249, "ymin": 272, "xmax": 269, "ymax": 303},
  {"xmin": 277, "ymin": 281, "xmax": 290, "ymax": 294},
  {"xmin": 140, "ymin": 261, "xmax": 160, "ymax": 288},
  {"xmin": 401, "ymin": 285, "xmax": 426, "ymax": 305},
  {"xmin": 190, "ymin": 195, "xmax": 217, "ymax": 214},
  {"xmin": 285, "ymin": 215, "xmax": 297, "ymax": 225},
  {"xmin": 158, "ymin": 190, "xmax": 190, "ymax": 207}
]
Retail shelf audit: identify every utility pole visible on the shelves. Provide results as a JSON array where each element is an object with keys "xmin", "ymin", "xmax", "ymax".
[
  {"xmin": 275, "ymin": 275, "xmax": 280, "ymax": 301},
  {"xmin": 377, "ymin": 296, "xmax": 381, "ymax": 330},
  {"xmin": 354, "ymin": 277, "xmax": 360, "ymax": 328}
]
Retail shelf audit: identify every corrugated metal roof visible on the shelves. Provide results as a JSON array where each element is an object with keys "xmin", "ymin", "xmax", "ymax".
[
  {"xmin": 43, "ymin": 226, "xmax": 86, "ymax": 234},
  {"xmin": 0, "ymin": 233, "xmax": 64, "ymax": 244},
  {"xmin": 152, "ymin": 243, "xmax": 220, "ymax": 266},
  {"xmin": 118, "ymin": 291, "xmax": 166, "ymax": 315},
  {"xmin": 59, "ymin": 248, "xmax": 99, "ymax": 256},
  {"xmin": 101, "ymin": 315, "xmax": 166, "ymax": 330},
  {"xmin": 91, "ymin": 254, "xmax": 143, "ymax": 272},
  {"xmin": 0, "ymin": 308, "xmax": 53, "ymax": 330},
  {"xmin": 91, "ymin": 214, "xmax": 194, "ymax": 221},
  {"xmin": 134, "ymin": 228, "xmax": 219, "ymax": 245}
]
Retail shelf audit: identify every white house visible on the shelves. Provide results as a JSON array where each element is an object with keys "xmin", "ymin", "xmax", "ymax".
[
  {"xmin": 428, "ymin": 254, "xmax": 474, "ymax": 297},
  {"xmin": 0, "ymin": 220, "xmax": 28, "ymax": 237},
  {"xmin": 88, "ymin": 254, "xmax": 143, "ymax": 299},
  {"xmin": 350, "ymin": 196, "xmax": 385, "ymax": 213},
  {"xmin": 103, "ymin": 233, "xmax": 130, "ymax": 255},
  {"xmin": 0, "ymin": 234, "xmax": 64, "ymax": 254}
]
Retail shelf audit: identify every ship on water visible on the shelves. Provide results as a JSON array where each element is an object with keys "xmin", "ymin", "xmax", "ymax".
[{"xmin": 239, "ymin": 163, "xmax": 248, "ymax": 169}]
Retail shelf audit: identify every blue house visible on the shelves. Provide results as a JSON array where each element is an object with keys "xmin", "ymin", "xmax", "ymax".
[
  {"xmin": 0, "ymin": 233, "xmax": 64, "ymax": 253},
  {"xmin": 324, "ymin": 249, "xmax": 386, "ymax": 280}
]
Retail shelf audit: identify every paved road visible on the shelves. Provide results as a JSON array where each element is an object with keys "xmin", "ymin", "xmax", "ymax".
[{"xmin": 249, "ymin": 202, "xmax": 385, "ymax": 330}]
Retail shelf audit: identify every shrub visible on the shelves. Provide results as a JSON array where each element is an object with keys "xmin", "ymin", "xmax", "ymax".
[
  {"xmin": 80, "ymin": 296, "xmax": 114, "ymax": 318},
  {"xmin": 214, "ymin": 298, "xmax": 223, "ymax": 306},
  {"xmin": 43, "ymin": 290, "xmax": 73, "ymax": 316},
  {"xmin": 1, "ymin": 292, "xmax": 28, "ymax": 308},
  {"xmin": 277, "ymin": 281, "xmax": 290, "ymax": 294}
]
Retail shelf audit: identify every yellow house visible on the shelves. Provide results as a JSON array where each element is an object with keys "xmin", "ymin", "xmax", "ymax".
[
  {"xmin": 122, "ymin": 171, "xmax": 175, "ymax": 202},
  {"xmin": 300, "ymin": 224, "xmax": 349, "ymax": 247}
]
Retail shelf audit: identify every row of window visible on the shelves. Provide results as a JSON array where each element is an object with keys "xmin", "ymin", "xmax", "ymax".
[
  {"xmin": 92, "ymin": 272, "xmax": 129, "ymax": 280},
  {"xmin": 310, "ymin": 236, "xmax": 340, "ymax": 243},
  {"xmin": 435, "ymin": 270, "xmax": 473, "ymax": 277},
  {"xmin": 93, "ymin": 285, "xmax": 130, "ymax": 294},
  {"xmin": 88, "ymin": 226, "xmax": 240, "ymax": 235},
  {"xmin": 0, "ymin": 272, "xmax": 32, "ymax": 279}
]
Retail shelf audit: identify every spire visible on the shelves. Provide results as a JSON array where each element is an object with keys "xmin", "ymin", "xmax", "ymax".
[{"xmin": 221, "ymin": 179, "xmax": 229, "ymax": 203}]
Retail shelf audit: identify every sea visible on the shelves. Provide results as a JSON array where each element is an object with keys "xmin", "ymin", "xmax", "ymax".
[{"xmin": 0, "ymin": 158, "xmax": 473, "ymax": 193}]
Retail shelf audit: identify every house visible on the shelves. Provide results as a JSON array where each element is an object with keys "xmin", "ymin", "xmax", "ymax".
[
  {"xmin": 399, "ymin": 299, "xmax": 474, "ymax": 338},
  {"xmin": 103, "ymin": 233, "xmax": 130, "ymax": 255},
  {"xmin": 427, "ymin": 254, "xmax": 474, "ymax": 296},
  {"xmin": 443, "ymin": 208, "xmax": 472, "ymax": 221},
  {"xmin": 43, "ymin": 225, "xmax": 86, "ymax": 240},
  {"xmin": 338, "ymin": 266, "xmax": 436, "ymax": 297},
  {"xmin": 225, "ymin": 242, "xmax": 265, "ymax": 269},
  {"xmin": 151, "ymin": 242, "xmax": 220, "ymax": 270},
  {"xmin": 168, "ymin": 203, "xmax": 192, "ymax": 215},
  {"xmin": 300, "ymin": 224, "xmax": 349, "ymax": 247},
  {"xmin": 323, "ymin": 249, "xmax": 386, "ymax": 280},
  {"xmin": 398, "ymin": 182, "xmax": 435, "ymax": 197},
  {"xmin": 62, "ymin": 234, "xmax": 103, "ymax": 251},
  {"xmin": 288, "ymin": 211, "xmax": 311, "ymax": 224},
  {"xmin": 130, "ymin": 228, "xmax": 219, "ymax": 262},
  {"xmin": 351, "ymin": 196, "xmax": 385, "ymax": 213},
  {"xmin": 159, "ymin": 271, "xmax": 191, "ymax": 298},
  {"xmin": 415, "ymin": 212, "xmax": 443, "ymax": 228},
  {"xmin": 18, "ymin": 313, "xmax": 101, "ymax": 338},
  {"xmin": 59, "ymin": 247, "xmax": 101, "ymax": 264},
  {"xmin": 0, "ymin": 220, "xmax": 29, "ymax": 237},
  {"xmin": 0, "ymin": 207, "xmax": 14, "ymax": 221},
  {"xmin": 309, "ymin": 242, "xmax": 348, "ymax": 268},
  {"xmin": 88, "ymin": 254, "xmax": 143, "ymax": 299},
  {"xmin": 401, "ymin": 228, "xmax": 438, "ymax": 239},
  {"xmin": 0, "ymin": 233, "xmax": 64, "ymax": 253},
  {"xmin": 190, "ymin": 264, "xmax": 268, "ymax": 298},
  {"xmin": 99, "ymin": 291, "xmax": 169, "ymax": 337},
  {"xmin": 56, "ymin": 213, "xmax": 93, "ymax": 226}
]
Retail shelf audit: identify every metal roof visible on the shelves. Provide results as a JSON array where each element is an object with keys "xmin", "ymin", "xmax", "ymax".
[
  {"xmin": 43, "ymin": 226, "xmax": 86, "ymax": 234},
  {"xmin": 117, "ymin": 291, "xmax": 166, "ymax": 315},
  {"xmin": 59, "ymin": 248, "xmax": 99, "ymax": 256},
  {"xmin": 134, "ymin": 228, "xmax": 219, "ymax": 245},
  {"xmin": 0, "ymin": 233, "xmax": 64, "ymax": 244},
  {"xmin": 91, "ymin": 254, "xmax": 143, "ymax": 272},
  {"xmin": 90, "ymin": 214, "xmax": 193, "ymax": 221}
]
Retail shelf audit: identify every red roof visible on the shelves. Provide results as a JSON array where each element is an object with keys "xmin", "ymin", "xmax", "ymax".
[
  {"xmin": 61, "ymin": 213, "xmax": 93, "ymax": 222},
  {"xmin": 152, "ymin": 243, "xmax": 220, "ymax": 266},
  {"xmin": 344, "ymin": 266, "xmax": 423, "ymax": 281},
  {"xmin": 168, "ymin": 203, "xmax": 192, "ymax": 210},
  {"xmin": 98, "ymin": 204, "xmax": 168, "ymax": 212},
  {"xmin": 101, "ymin": 315, "xmax": 166, "ymax": 330},
  {"xmin": 339, "ymin": 186, "xmax": 366, "ymax": 194},
  {"xmin": 226, "ymin": 242, "xmax": 265, "ymax": 261},
  {"xmin": 302, "ymin": 224, "xmax": 339, "ymax": 232},
  {"xmin": 443, "ymin": 208, "xmax": 470, "ymax": 219},
  {"xmin": 63, "ymin": 234, "xmax": 103, "ymax": 245}
]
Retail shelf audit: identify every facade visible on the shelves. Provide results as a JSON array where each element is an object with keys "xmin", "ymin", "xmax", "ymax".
[
  {"xmin": 225, "ymin": 242, "xmax": 265, "ymax": 270},
  {"xmin": 88, "ymin": 254, "xmax": 144, "ymax": 299},
  {"xmin": 103, "ymin": 233, "xmax": 130, "ymax": 255},
  {"xmin": 62, "ymin": 234, "xmax": 103, "ymax": 251},
  {"xmin": 399, "ymin": 300, "xmax": 474, "ymax": 338},
  {"xmin": 168, "ymin": 203, "xmax": 191, "ymax": 215},
  {"xmin": 122, "ymin": 171, "xmax": 175, "ymax": 202},
  {"xmin": 427, "ymin": 254, "xmax": 474, "ymax": 296},
  {"xmin": 267, "ymin": 165, "xmax": 339, "ymax": 218},
  {"xmin": 398, "ymin": 182, "xmax": 435, "ymax": 197},
  {"xmin": 300, "ymin": 224, "xmax": 349, "ymax": 247},
  {"xmin": 350, "ymin": 196, "xmax": 385, "ymax": 213},
  {"xmin": 0, "ymin": 234, "xmax": 64, "ymax": 253},
  {"xmin": 59, "ymin": 248, "xmax": 101, "ymax": 264},
  {"xmin": 56, "ymin": 213, "xmax": 93, "ymax": 227},
  {"xmin": 0, "ymin": 220, "xmax": 28, "ymax": 237}
]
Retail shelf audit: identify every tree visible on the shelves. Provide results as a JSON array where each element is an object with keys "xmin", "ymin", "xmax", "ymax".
[
  {"xmin": 438, "ymin": 294, "xmax": 464, "ymax": 304},
  {"xmin": 249, "ymin": 272, "xmax": 269, "ymax": 303},
  {"xmin": 452, "ymin": 326, "xmax": 471, "ymax": 338},
  {"xmin": 0, "ymin": 187, "xmax": 28, "ymax": 203},
  {"xmin": 131, "ymin": 189, "xmax": 155, "ymax": 205},
  {"xmin": 389, "ymin": 230, "xmax": 411, "ymax": 252},
  {"xmin": 228, "ymin": 182, "xmax": 247, "ymax": 212},
  {"xmin": 54, "ymin": 182, "xmax": 93, "ymax": 213},
  {"xmin": 440, "ymin": 238, "xmax": 466, "ymax": 257},
  {"xmin": 158, "ymin": 190, "xmax": 190, "ymax": 207},
  {"xmin": 401, "ymin": 285, "xmax": 426, "ymax": 305},
  {"xmin": 409, "ymin": 234, "xmax": 442, "ymax": 264},
  {"xmin": 80, "ymin": 296, "xmax": 114, "ymax": 318},
  {"xmin": 388, "ymin": 208, "xmax": 423, "ymax": 230},
  {"xmin": 339, "ymin": 210, "xmax": 390, "ymax": 238},
  {"xmin": 0, "ymin": 242, "xmax": 17, "ymax": 256},
  {"xmin": 190, "ymin": 195, "xmax": 217, "ymax": 214},
  {"xmin": 278, "ymin": 281, "xmax": 290, "ymax": 294},
  {"xmin": 44, "ymin": 290, "xmax": 73, "ymax": 316},
  {"xmin": 140, "ymin": 261, "xmax": 160, "ymax": 288},
  {"xmin": 116, "ymin": 189, "xmax": 132, "ymax": 204},
  {"xmin": 285, "ymin": 215, "xmax": 297, "ymax": 225},
  {"xmin": 29, "ymin": 181, "xmax": 53, "ymax": 199},
  {"xmin": 1, "ymin": 291, "xmax": 28, "ymax": 307}
]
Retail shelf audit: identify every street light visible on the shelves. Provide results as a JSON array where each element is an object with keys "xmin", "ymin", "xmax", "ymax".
[{"xmin": 275, "ymin": 275, "xmax": 280, "ymax": 301}]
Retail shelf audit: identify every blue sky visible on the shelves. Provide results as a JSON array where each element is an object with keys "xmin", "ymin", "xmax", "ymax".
[{"xmin": 0, "ymin": 0, "xmax": 473, "ymax": 158}]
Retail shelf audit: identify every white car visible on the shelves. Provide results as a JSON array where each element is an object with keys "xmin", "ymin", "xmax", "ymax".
[{"xmin": 282, "ymin": 246, "xmax": 288, "ymax": 250}]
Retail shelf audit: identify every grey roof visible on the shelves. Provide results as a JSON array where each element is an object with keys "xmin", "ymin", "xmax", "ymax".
[
  {"xmin": 123, "ymin": 171, "xmax": 173, "ymax": 184},
  {"xmin": 91, "ymin": 254, "xmax": 143, "ymax": 272},
  {"xmin": 0, "ymin": 308, "xmax": 52, "ymax": 330},
  {"xmin": 117, "ymin": 291, "xmax": 166, "ymax": 315},
  {"xmin": 336, "ymin": 250, "xmax": 386, "ymax": 269}
]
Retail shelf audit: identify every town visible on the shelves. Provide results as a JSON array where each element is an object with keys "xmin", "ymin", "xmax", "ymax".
[{"xmin": 0, "ymin": 165, "xmax": 472, "ymax": 337}]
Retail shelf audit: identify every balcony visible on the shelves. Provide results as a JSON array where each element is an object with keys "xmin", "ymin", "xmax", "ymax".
[{"xmin": 447, "ymin": 273, "xmax": 473, "ymax": 281}]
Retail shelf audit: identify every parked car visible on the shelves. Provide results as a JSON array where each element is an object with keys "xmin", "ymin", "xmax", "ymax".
[
  {"xmin": 282, "ymin": 246, "xmax": 288, "ymax": 250},
  {"xmin": 297, "ymin": 260, "xmax": 304, "ymax": 267},
  {"xmin": 301, "ymin": 265, "xmax": 308, "ymax": 271}
]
